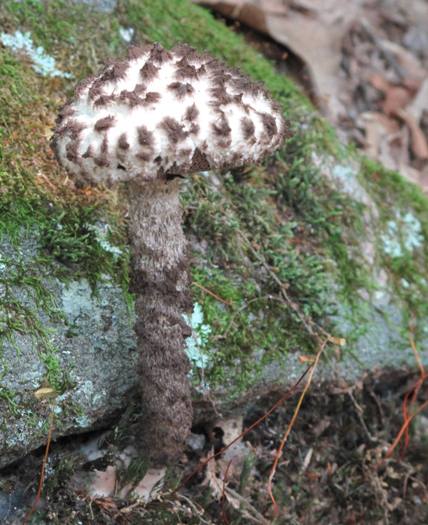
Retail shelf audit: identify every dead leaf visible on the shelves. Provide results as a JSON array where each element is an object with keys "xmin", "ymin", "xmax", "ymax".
[
  {"xmin": 34, "ymin": 387, "xmax": 57, "ymax": 400},
  {"xmin": 201, "ymin": 448, "xmax": 241, "ymax": 510},
  {"xmin": 132, "ymin": 467, "xmax": 165, "ymax": 502},
  {"xmin": 359, "ymin": 111, "xmax": 399, "ymax": 159},
  {"xmin": 196, "ymin": 0, "xmax": 362, "ymax": 119},
  {"xmin": 89, "ymin": 466, "xmax": 117, "ymax": 498},
  {"xmin": 406, "ymin": 77, "xmax": 428, "ymax": 122},
  {"xmin": 396, "ymin": 109, "xmax": 428, "ymax": 160},
  {"xmin": 382, "ymin": 86, "xmax": 412, "ymax": 117},
  {"xmin": 379, "ymin": 39, "xmax": 425, "ymax": 87}
]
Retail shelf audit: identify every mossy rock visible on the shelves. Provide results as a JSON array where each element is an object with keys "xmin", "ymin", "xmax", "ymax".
[{"xmin": 0, "ymin": 0, "xmax": 427, "ymax": 467}]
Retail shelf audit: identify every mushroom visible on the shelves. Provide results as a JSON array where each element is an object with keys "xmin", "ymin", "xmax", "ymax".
[{"xmin": 52, "ymin": 43, "xmax": 285, "ymax": 466}]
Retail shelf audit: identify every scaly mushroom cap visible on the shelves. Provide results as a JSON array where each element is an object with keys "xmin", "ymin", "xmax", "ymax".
[{"xmin": 52, "ymin": 43, "xmax": 286, "ymax": 185}]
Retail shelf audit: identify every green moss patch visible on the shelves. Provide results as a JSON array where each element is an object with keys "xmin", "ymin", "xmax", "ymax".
[{"xmin": 361, "ymin": 159, "xmax": 428, "ymax": 330}]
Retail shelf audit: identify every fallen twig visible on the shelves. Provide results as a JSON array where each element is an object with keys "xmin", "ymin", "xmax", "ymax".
[{"xmin": 23, "ymin": 411, "xmax": 55, "ymax": 525}]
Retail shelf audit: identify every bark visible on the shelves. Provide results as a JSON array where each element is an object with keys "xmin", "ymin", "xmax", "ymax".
[{"xmin": 127, "ymin": 177, "xmax": 193, "ymax": 465}]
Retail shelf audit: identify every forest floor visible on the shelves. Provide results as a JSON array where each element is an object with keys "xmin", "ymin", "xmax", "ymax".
[{"xmin": 2, "ymin": 369, "xmax": 427, "ymax": 524}]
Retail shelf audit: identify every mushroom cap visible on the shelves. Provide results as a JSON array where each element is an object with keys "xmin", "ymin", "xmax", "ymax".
[{"xmin": 52, "ymin": 43, "xmax": 286, "ymax": 185}]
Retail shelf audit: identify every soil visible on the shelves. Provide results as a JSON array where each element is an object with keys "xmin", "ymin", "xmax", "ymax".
[{"xmin": 1, "ymin": 370, "xmax": 427, "ymax": 524}]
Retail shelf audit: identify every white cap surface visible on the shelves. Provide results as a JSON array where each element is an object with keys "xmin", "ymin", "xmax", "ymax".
[{"xmin": 53, "ymin": 44, "xmax": 285, "ymax": 185}]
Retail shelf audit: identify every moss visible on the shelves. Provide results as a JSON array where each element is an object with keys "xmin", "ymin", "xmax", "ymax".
[
  {"xmin": 360, "ymin": 159, "xmax": 428, "ymax": 331},
  {"xmin": 0, "ymin": 4, "xmax": 131, "ymax": 394},
  {"xmin": 0, "ymin": 385, "xmax": 18, "ymax": 415}
]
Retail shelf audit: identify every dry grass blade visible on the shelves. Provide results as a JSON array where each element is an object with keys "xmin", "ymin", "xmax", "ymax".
[
  {"xmin": 387, "ymin": 326, "xmax": 427, "ymax": 458},
  {"xmin": 267, "ymin": 339, "xmax": 328, "ymax": 514}
]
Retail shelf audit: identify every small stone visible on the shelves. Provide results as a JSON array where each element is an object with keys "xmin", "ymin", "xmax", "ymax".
[{"xmin": 187, "ymin": 432, "xmax": 206, "ymax": 452}]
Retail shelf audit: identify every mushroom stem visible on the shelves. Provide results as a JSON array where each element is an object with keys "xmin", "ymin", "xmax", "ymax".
[{"xmin": 127, "ymin": 177, "xmax": 193, "ymax": 465}]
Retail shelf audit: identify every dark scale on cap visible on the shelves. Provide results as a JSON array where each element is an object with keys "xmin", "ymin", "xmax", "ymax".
[
  {"xmin": 241, "ymin": 117, "xmax": 255, "ymax": 140},
  {"xmin": 58, "ymin": 120, "xmax": 86, "ymax": 139},
  {"xmin": 94, "ymin": 115, "xmax": 116, "ymax": 132},
  {"xmin": 88, "ymin": 82, "xmax": 104, "ymax": 101},
  {"xmin": 173, "ymin": 43, "xmax": 197, "ymax": 59},
  {"xmin": 93, "ymin": 94, "xmax": 116, "ymax": 107},
  {"xmin": 209, "ymin": 87, "xmax": 234, "ymax": 106},
  {"xmin": 66, "ymin": 141, "xmax": 80, "ymax": 163},
  {"xmin": 94, "ymin": 155, "xmax": 110, "ymax": 168},
  {"xmin": 175, "ymin": 63, "xmax": 198, "ymax": 80},
  {"xmin": 101, "ymin": 136, "xmax": 109, "ymax": 154},
  {"xmin": 127, "ymin": 45, "xmax": 150, "ymax": 60},
  {"xmin": 100, "ymin": 61, "xmax": 128, "ymax": 83},
  {"xmin": 189, "ymin": 148, "xmax": 210, "ymax": 171},
  {"xmin": 118, "ymin": 133, "xmax": 130, "ymax": 150},
  {"xmin": 168, "ymin": 82, "xmax": 194, "ymax": 99},
  {"xmin": 205, "ymin": 58, "xmax": 224, "ymax": 72},
  {"xmin": 149, "ymin": 43, "xmax": 172, "ymax": 64},
  {"xmin": 231, "ymin": 77, "xmax": 263, "ymax": 97},
  {"xmin": 230, "ymin": 151, "xmax": 243, "ymax": 165},
  {"xmin": 137, "ymin": 126, "xmax": 154, "ymax": 147},
  {"xmin": 140, "ymin": 61, "xmax": 159, "ymax": 81},
  {"xmin": 261, "ymin": 113, "xmax": 278, "ymax": 138},
  {"xmin": 211, "ymin": 113, "xmax": 231, "ymax": 137},
  {"xmin": 59, "ymin": 106, "xmax": 75, "ymax": 119},
  {"xmin": 161, "ymin": 117, "xmax": 188, "ymax": 144},
  {"xmin": 73, "ymin": 121, "xmax": 88, "ymax": 137},
  {"xmin": 119, "ymin": 90, "xmax": 145, "ymax": 108},
  {"xmin": 185, "ymin": 104, "xmax": 199, "ymax": 122},
  {"xmin": 82, "ymin": 145, "xmax": 93, "ymax": 158},
  {"xmin": 209, "ymin": 71, "xmax": 228, "ymax": 86},
  {"xmin": 135, "ymin": 83, "xmax": 147, "ymax": 95},
  {"xmin": 143, "ymin": 92, "xmax": 161, "ymax": 105},
  {"xmin": 189, "ymin": 123, "xmax": 199, "ymax": 135},
  {"xmin": 136, "ymin": 151, "xmax": 153, "ymax": 162},
  {"xmin": 75, "ymin": 75, "xmax": 95, "ymax": 97},
  {"xmin": 216, "ymin": 137, "xmax": 232, "ymax": 149}
]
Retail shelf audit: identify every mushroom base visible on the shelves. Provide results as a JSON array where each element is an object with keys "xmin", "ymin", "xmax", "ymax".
[{"xmin": 127, "ymin": 177, "xmax": 193, "ymax": 466}]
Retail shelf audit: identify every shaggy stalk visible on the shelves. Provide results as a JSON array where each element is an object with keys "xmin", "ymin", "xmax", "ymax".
[{"xmin": 127, "ymin": 178, "xmax": 193, "ymax": 465}]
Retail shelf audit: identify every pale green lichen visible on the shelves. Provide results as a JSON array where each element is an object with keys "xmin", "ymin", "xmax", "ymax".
[
  {"xmin": 183, "ymin": 303, "xmax": 211, "ymax": 388},
  {"xmin": 382, "ymin": 212, "xmax": 424, "ymax": 258},
  {"xmin": 87, "ymin": 222, "xmax": 123, "ymax": 260},
  {"xmin": 0, "ymin": 30, "xmax": 73, "ymax": 78},
  {"xmin": 119, "ymin": 26, "xmax": 134, "ymax": 43}
]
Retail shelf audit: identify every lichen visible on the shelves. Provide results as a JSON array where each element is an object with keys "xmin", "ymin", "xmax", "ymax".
[
  {"xmin": 183, "ymin": 303, "xmax": 211, "ymax": 389},
  {"xmin": 119, "ymin": 26, "xmax": 134, "ymax": 43},
  {"xmin": 0, "ymin": 30, "xmax": 73, "ymax": 78},
  {"xmin": 381, "ymin": 212, "xmax": 423, "ymax": 258}
]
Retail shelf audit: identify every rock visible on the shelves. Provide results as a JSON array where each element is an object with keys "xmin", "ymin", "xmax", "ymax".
[
  {"xmin": 70, "ymin": 0, "xmax": 117, "ymax": 13},
  {"xmin": 0, "ymin": 231, "xmax": 138, "ymax": 468}
]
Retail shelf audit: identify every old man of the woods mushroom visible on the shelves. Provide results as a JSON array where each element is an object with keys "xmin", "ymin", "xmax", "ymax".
[{"xmin": 52, "ymin": 43, "xmax": 285, "ymax": 465}]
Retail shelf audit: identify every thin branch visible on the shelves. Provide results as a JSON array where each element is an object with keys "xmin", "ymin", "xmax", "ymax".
[{"xmin": 192, "ymin": 281, "xmax": 232, "ymax": 306}]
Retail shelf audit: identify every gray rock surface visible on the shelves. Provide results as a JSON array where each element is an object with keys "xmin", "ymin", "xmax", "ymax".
[
  {"xmin": 0, "ymin": 231, "xmax": 137, "ymax": 468},
  {"xmin": 70, "ymin": 0, "xmax": 117, "ymax": 13}
]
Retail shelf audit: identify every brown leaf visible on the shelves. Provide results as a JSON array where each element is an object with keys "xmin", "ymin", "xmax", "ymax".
[
  {"xmin": 382, "ymin": 86, "xmax": 412, "ymax": 117},
  {"xmin": 396, "ymin": 109, "xmax": 428, "ymax": 160},
  {"xmin": 407, "ymin": 77, "xmax": 428, "ymax": 122}
]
